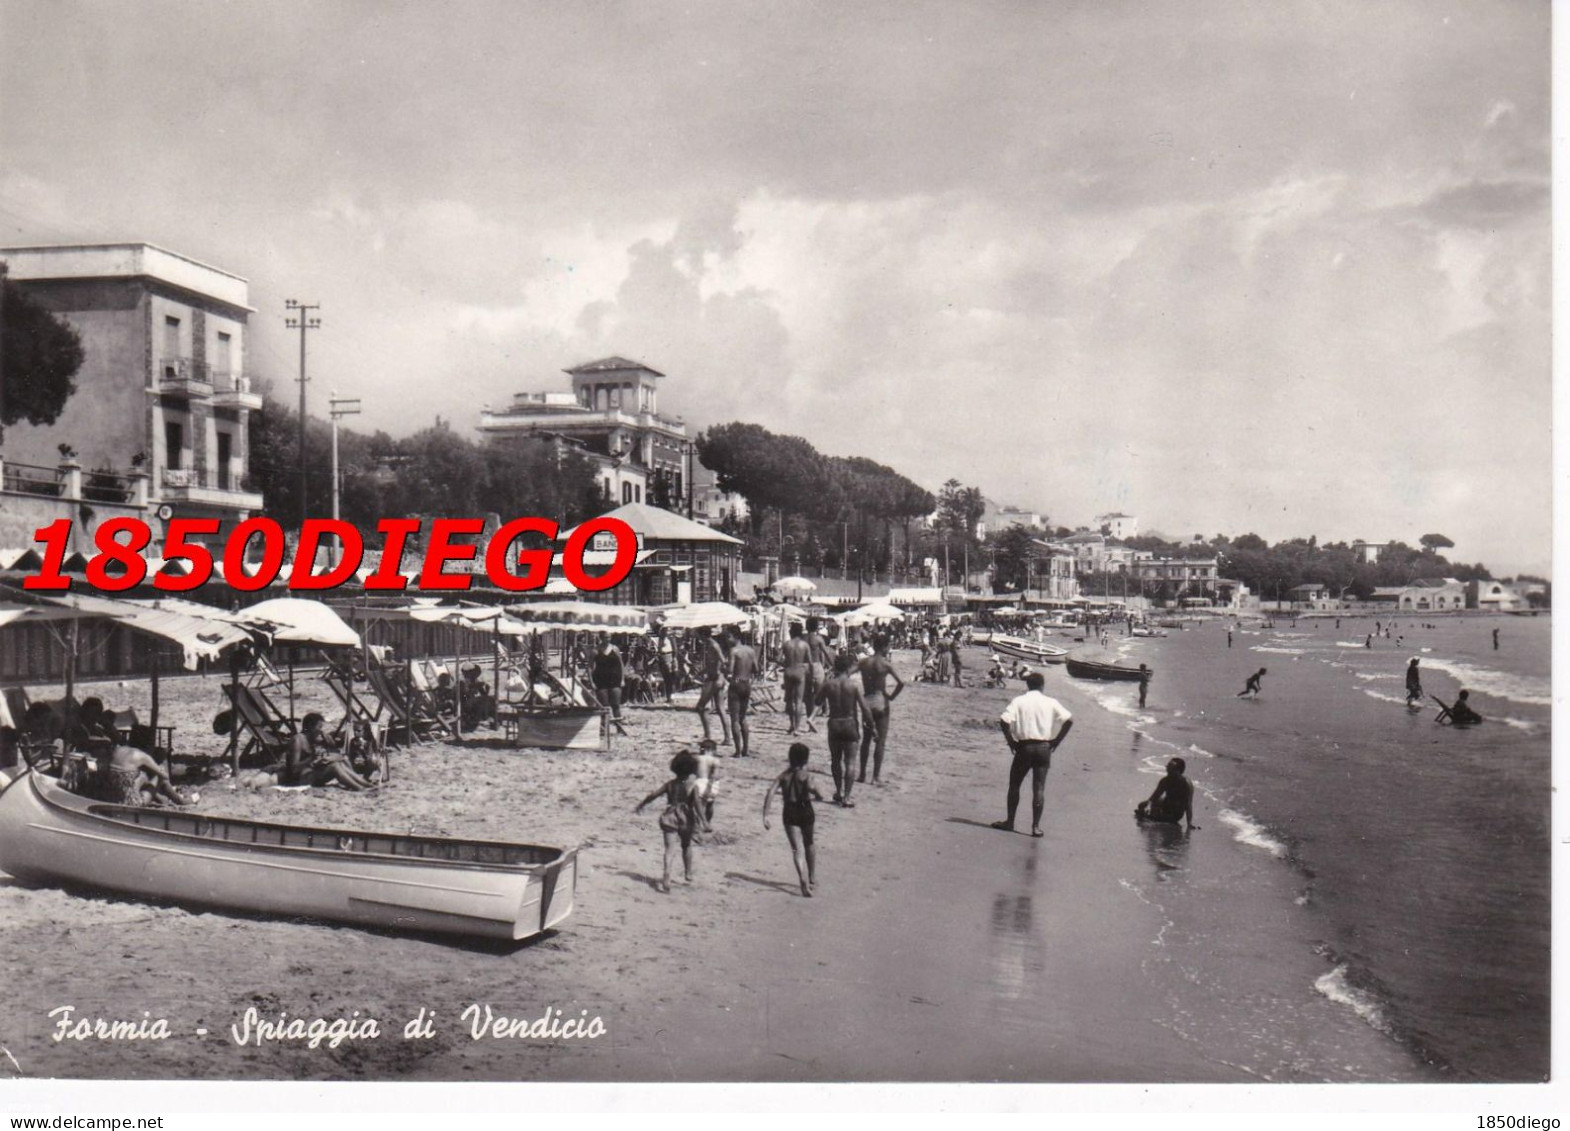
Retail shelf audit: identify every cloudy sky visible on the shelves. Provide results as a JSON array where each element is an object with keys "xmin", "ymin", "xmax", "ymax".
[{"xmin": 0, "ymin": 0, "xmax": 1551, "ymax": 573}]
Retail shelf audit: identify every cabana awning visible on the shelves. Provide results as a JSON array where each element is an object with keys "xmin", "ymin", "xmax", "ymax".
[
  {"xmin": 11, "ymin": 590, "xmax": 253, "ymax": 669},
  {"xmin": 504, "ymin": 600, "xmax": 650, "ymax": 634},
  {"xmin": 658, "ymin": 601, "xmax": 752, "ymax": 630},
  {"xmin": 406, "ymin": 603, "xmax": 533, "ymax": 637}
]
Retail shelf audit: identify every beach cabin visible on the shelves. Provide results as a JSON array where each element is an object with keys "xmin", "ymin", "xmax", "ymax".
[{"xmin": 558, "ymin": 502, "xmax": 742, "ymax": 607}]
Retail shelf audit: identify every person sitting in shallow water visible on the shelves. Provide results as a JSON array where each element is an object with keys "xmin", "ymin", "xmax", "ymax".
[
  {"xmin": 1435, "ymin": 689, "xmax": 1483, "ymax": 727},
  {"xmin": 1135, "ymin": 757, "xmax": 1198, "ymax": 831}
]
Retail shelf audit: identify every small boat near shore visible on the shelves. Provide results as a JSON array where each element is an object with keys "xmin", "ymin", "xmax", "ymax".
[
  {"xmin": 989, "ymin": 633, "xmax": 1069, "ymax": 664},
  {"xmin": 0, "ymin": 770, "xmax": 576, "ymax": 941},
  {"xmin": 1066, "ymin": 657, "xmax": 1150, "ymax": 682}
]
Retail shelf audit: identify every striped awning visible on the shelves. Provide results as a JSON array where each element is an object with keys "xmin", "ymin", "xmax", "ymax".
[
  {"xmin": 6, "ymin": 590, "xmax": 254, "ymax": 669},
  {"xmin": 658, "ymin": 601, "xmax": 752, "ymax": 630},
  {"xmin": 503, "ymin": 600, "xmax": 650, "ymax": 634}
]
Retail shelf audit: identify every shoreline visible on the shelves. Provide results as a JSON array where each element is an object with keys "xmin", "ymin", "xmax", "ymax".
[{"xmin": 0, "ymin": 643, "xmax": 1455, "ymax": 1081}]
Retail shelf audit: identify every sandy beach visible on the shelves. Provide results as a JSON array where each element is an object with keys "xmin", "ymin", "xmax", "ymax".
[{"xmin": 0, "ymin": 625, "xmax": 1523, "ymax": 1083}]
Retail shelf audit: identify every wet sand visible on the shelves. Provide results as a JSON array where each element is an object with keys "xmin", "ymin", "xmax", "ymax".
[{"xmin": 0, "ymin": 644, "xmax": 1410, "ymax": 1082}]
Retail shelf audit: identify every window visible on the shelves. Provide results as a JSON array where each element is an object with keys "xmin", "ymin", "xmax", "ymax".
[
  {"xmin": 217, "ymin": 432, "xmax": 232, "ymax": 490},
  {"xmin": 634, "ymin": 485, "xmax": 642, "ymax": 504},
  {"xmin": 215, "ymin": 332, "xmax": 232, "ymax": 378},
  {"xmin": 165, "ymin": 420, "xmax": 184, "ymax": 470},
  {"xmin": 622, "ymin": 482, "xmax": 633, "ymax": 504},
  {"xmin": 163, "ymin": 315, "xmax": 181, "ymax": 359}
]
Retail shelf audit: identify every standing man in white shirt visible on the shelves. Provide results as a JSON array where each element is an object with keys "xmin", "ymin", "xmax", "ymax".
[{"xmin": 992, "ymin": 672, "xmax": 1074, "ymax": 838}]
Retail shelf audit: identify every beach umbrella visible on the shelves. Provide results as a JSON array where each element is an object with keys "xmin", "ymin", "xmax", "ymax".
[
  {"xmin": 837, "ymin": 602, "xmax": 906, "ymax": 627},
  {"xmin": 658, "ymin": 601, "xmax": 752, "ymax": 630},
  {"xmin": 243, "ymin": 598, "xmax": 362, "ymax": 648},
  {"xmin": 773, "ymin": 576, "xmax": 817, "ymax": 596}
]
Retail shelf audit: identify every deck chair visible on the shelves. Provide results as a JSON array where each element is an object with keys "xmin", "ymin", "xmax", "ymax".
[
  {"xmin": 404, "ymin": 664, "xmax": 460, "ymax": 738},
  {"xmin": 221, "ymin": 683, "xmax": 295, "ymax": 764},
  {"xmin": 246, "ymin": 652, "xmax": 289, "ymax": 690},
  {"xmin": 322, "ymin": 665, "xmax": 388, "ymax": 749},
  {"xmin": 362, "ymin": 665, "xmax": 425, "ymax": 746}
]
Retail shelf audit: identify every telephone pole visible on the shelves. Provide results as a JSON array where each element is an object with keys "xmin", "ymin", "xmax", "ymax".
[
  {"xmin": 284, "ymin": 299, "xmax": 322, "ymax": 525},
  {"xmin": 329, "ymin": 392, "xmax": 362, "ymax": 522}
]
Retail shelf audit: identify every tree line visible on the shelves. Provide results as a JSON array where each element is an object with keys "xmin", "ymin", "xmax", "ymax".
[{"xmin": 246, "ymin": 397, "xmax": 606, "ymax": 540}]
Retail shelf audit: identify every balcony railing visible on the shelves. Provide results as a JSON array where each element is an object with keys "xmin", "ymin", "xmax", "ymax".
[
  {"xmin": 158, "ymin": 357, "xmax": 214, "ymax": 398},
  {"xmin": 208, "ymin": 369, "xmax": 263, "ymax": 409},
  {"xmin": 158, "ymin": 464, "xmax": 257, "ymax": 508},
  {"xmin": 1, "ymin": 460, "xmax": 65, "ymax": 497}
]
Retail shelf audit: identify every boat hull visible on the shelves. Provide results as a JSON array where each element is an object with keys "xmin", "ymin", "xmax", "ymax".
[
  {"xmin": 990, "ymin": 634, "xmax": 1068, "ymax": 664},
  {"xmin": 0, "ymin": 772, "xmax": 575, "ymax": 941},
  {"xmin": 1065, "ymin": 658, "xmax": 1148, "ymax": 682}
]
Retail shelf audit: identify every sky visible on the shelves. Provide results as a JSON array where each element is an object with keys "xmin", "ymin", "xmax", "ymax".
[{"xmin": 0, "ymin": 0, "xmax": 1552, "ymax": 574}]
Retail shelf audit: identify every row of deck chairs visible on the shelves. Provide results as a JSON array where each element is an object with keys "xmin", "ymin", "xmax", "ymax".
[
  {"xmin": 319, "ymin": 652, "xmax": 460, "ymax": 748},
  {"xmin": 494, "ymin": 644, "xmax": 597, "ymax": 709}
]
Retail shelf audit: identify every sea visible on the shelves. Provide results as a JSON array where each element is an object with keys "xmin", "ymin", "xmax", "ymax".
[{"xmin": 1081, "ymin": 613, "xmax": 1551, "ymax": 1082}]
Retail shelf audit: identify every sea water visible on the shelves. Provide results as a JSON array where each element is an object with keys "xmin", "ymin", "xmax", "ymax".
[{"xmin": 1097, "ymin": 614, "xmax": 1550, "ymax": 1081}]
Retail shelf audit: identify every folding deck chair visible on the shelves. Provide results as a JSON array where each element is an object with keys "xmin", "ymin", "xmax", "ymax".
[{"xmin": 221, "ymin": 683, "xmax": 296, "ymax": 764}]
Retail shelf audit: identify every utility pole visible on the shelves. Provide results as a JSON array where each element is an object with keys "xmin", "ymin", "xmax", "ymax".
[
  {"xmin": 284, "ymin": 299, "xmax": 322, "ymax": 526},
  {"xmin": 329, "ymin": 392, "xmax": 362, "ymax": 523}
]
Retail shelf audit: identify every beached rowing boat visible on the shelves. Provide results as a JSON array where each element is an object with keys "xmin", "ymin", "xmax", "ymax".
[
  {"xmin": 0, "ymin": 770, "xmax": 576, "ymax": 941},
  {"xmin": 1065, "ymin": 657, "xmax": 1149, "ymax": 682},
  {"xmin": 989, "ymin": 633, "xmax": 1069, "ymax": 664}
]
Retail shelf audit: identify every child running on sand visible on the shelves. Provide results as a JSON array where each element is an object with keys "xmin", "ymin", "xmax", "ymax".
[
  {"xmin": 634, "ymin": 751, "xmax": 710, "ymax": 893},
  {"xmin": 1237, "ymin": 667, "xmax": 1267, "ymax": 698},
  {"xmin": 763, "ymin": 741, "xmax": 823, "ymax": 897}
]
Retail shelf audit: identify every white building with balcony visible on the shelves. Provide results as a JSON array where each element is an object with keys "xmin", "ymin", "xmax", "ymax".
[
  {"xmin": 478, "ymin": 357, "xmax": 693, "ymax": 508},
  {"xmin": 0, "ymin": 243, "xmax": 264, "ymax": 548}
]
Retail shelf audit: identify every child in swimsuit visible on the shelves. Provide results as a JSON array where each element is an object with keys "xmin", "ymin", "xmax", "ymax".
[
  {"xmin": 692, "ymin": 739, "xmax": 721, "ymax": 822},
  {"xmin": 635, "ymin": 751, "xmax": 709, "ymax": 893},
  {"xmin": 763, "ymin": 741, "xmax": 823, "ymax": 897}
]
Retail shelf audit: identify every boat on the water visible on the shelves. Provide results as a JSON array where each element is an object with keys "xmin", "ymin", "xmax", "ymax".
[
  {"xmin": 1065, "ymin": 657, "xmax": 1150, "ymax": 682},
  {"xmin": 0, "ymin": 771, "xmax": 576, "ymax": 941},
  {"xmin": 1130, "ymin": 626, "xmax": 1168, "ymax": 638},
  {"xmin": 990, "ymin": 633, "xmax": 1069, "ymax": 664}
]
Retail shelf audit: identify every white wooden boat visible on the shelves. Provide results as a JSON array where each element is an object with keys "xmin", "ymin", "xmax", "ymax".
[
  {"xmin": 0, "ymin": 771, "xmax": 575, "ymax": 941},
  {"xmin": 1130, "ymin": 626, "xmax": 1168, "ymax": 638},
  {"xmin": 989, "ymin": 633, "xmax": 1069, "ymax": 664}
]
